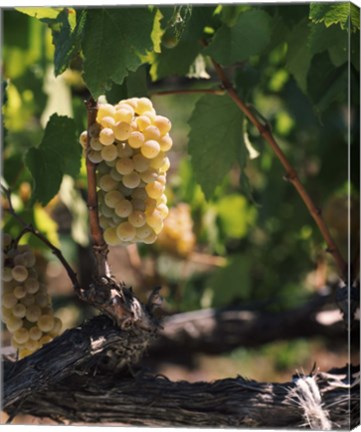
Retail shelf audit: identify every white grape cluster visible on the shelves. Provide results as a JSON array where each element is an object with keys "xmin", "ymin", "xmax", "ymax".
[
  {"xmin": 2, "ymin": 233, "xmax": 62, "ymax": 359},
  {"xmin": 156, "ymin": 203, "xmax": 196, "ymax": 258},
  {"xmin": 79, "ymin": 97, "xmax": 173, "ymax": 246}
]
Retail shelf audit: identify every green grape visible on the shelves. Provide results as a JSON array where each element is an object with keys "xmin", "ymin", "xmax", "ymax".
[
  {"xmin": 136, "ymin": 224, "xmax": 153, "ymax": 239},
  {"xmin": 6, "ymin": 316, "xmax": 23, "ymax": 332},
  {"xmin": 12, "ymin": 265, "xmax": 28, "ymax": 282},
  {"xmin": 154, "ymin": 115, "xmax": 172, "ymax": 136},
  {"xmin": 13, "ymin": 285, "xmax": 27, "ymax": 299},
  {"xmin": 133, "ymin": 153, "xmax": 150, "ymax": 172},
  {"xmin": 99, "ymin": 115, "xmax": 116, "ymax": 129},
  {"xmin": 116, "ymin": 222, "xmax": 136, "ymax": 242},
  {"xmin": 159, "ymin": 134, "xmax": 173, "ymax": 152},
  {"xmin": 140, "ymin": 168, "xmax": 158, "ymax": 184},
  {"xmin": 103, "ymin": 227, "xmax": 120, "ymax": 246},
  {"xmin": 25, "ymin": 278, "xmax": 40, "ymax": 294},
  {"xmin": 99, "ymin": 127, "xmax": 115, "ymax": 146},
  {"xmin": 88, "ymin": 150, "xmax": 103, "ymax": 164},
  {"xmin": 25, "ymin": 304, "xmax": 42, "ymax": 323},
  {"xmin": 3, "ymin": 267, "xmax": 13, "ymax": 282},
  {"xmin": 116, "ymin": 157, "xmax": 134, "ymax": 175},
  {"xmin": 123, "ymin": 172, "xmax": 141, "ymax": 189},
  {"xmin": 104, "ymin": 190, "xmax": 124, "ymax": 208},
  {"xmin": 21, "ymin": 294, "xmax": 35, "ymax": 307},
  {"xmin": 13, "ymin": 328, "xmax": 30, "ymax": 344},
  {"xmin": 143, "ymin": 125, "xmax": 161, "ymax": 141},
  {"xmin": 146, "ymin": 181, "xmax": 165, "ymax": 200},
  {"xmin": 141, "ymin": 140, "xmax": 161, "ymax": 159},
  {"xmin": 37, "ymin": 314, "xmax": 55, "ymax": 332},
  {"xmin": 115, "ymin": 199, "xmax": 133, "ymax": 218},
  {"xmin": 136, "ymin": 115, "xmax": 152, "ymax": 131},
  {"xmin": 97, "ymin": 103, "xmax": 116, "ymax": 122},
  {"xmin": 128, "ymin": 131, "xmax": 144, "ymax": 149},
  {"xmin": 115, "ymin": 107, "xmax": 134, "ymax": 123},
  {"xmin": 13, "ymin": 303, "xmax": 26, "ymax": 318},
  {"xmin": 29, "ymin": 325, "xmax": 42, "ymax": 341},
  {"xmin": 99, "ymin": 174, "xmax": 118, "ymax": 192},
  {"xmin": 101, "ymin": 144, "xmax": 118, "ymax": 162},
  {"xmin": 117, "ymin": 142, "xmax": 134, "ymax": 158},
  {"xmin": 90, "ymin": 137, "xmax": 103, "ymax": 151},
  {"xmin": 3, "ymin": 292, "xmax": 18, "ymax": 309},
  {"xmin": 128, "ymin": 211, "xmax": 146, "ymax": 228},
  {"xmin": 114, "ymin": 122, "xmax": 131, "ymax": 141},
  {"xmin": 79, "ymin": 131, "xmax": 88, "ymax": 148},
  {"xmin": 135, "ymin": 97, "xmax": 154, "ymax": 115}
]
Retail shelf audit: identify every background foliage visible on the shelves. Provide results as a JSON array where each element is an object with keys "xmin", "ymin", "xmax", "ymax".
[{"xmin": 2, "ymin": 3, "xmax": 359, "ymax": 377}]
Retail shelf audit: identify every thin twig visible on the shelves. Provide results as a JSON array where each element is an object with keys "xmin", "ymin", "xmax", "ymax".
[
  {"xmin": 204, "ymin": 53, "xmax": 347, "ymax": 280},
  {"xmin": 84, "ymin": 98, "xmax": 110, "ymax": 278},
  {"xmin": 152, "ymin": 88, "xmax": 225, "ymax": 96},
  {"xmin": 1, "ymin": 184, "xmax": 80, "ymax": 289}
]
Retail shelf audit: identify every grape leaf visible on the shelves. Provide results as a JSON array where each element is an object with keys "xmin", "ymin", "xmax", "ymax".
[
  {"xmin": 188, "ymin": 94, "xmax": 244, "ymax": 199},
  {"xmin": 309, "ymin": 3, "xmax": 360, "ymax": 31},
  {"xmin": 309, "ymin": 22, "xmax": 347, "ymax": 67},
  {"xmin": 210, "ymin": 254, "xmax": 251, "ymax": 307},
  {"xmin": 51, "ymin": 9, "xmax": 87, "ymax": 76},
  {"xmin": 204, "ymin": 9, "xmax": 272, "ymax": 65},
  {"xmin": 15, "ymin": 7, "xmax": 62, "ymax": 20},
  {"xmin": 82, "ymin": 8, "xmax": 155, "ymax": 98},
  {"xmin": 285, "ymin": 18, "xmax": 312, "ymax": 93},
  {"xmin": 25, "ymin": 114, "xmax": 79, "ymax": 205},
  {"xmin": 151, "ymin": 6, "xmax": 216, "ymax": 80}
]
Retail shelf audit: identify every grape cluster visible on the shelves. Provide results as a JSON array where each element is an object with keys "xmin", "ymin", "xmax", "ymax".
[
  {"xmin": 79, "ymin": 97, "xmax": 173, "ymax": 246},
  {"xmin": 2, "ymin": 233, "xmax": 62, "ymax": 359},
  {"xmin": 156, "ymin": 203, "xmax": 196, "ymax": 258}
]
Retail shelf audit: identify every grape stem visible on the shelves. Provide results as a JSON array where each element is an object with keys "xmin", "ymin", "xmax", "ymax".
[
  {"xmin": 1, "ymin": 183, "xmax": 80, "ymax": 290},
  {"xmin": 203, "ymin": 46, "xmax": 348, "ymax": 280},
  {"xmin": 84, "ymin": 97, "xmax": 111, "ymax": 279}
]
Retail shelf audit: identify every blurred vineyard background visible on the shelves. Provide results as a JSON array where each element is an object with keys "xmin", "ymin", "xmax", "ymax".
[{"xmin": 1, "ymin": 3, "xmax": 359, "ymax": 403}]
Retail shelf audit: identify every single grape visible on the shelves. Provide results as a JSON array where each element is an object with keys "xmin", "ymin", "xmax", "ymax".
[
  {"xmin": 142, "ymin": 110, "xmax": 156, "ymax": 122},
  {"xmin": 123, "ymin": 172, "xmax": 141, "ymax": 189},
  {"xmin": 114, "ymin": 107, "xmax": 133, "ymax": 123},
  {"xmin": 128, "ymin": 211, "xmax": 146, "ymax": 228},
  {"xmin": 34, "ymin": 292, "xmax": 49, "ymax": 308},
  {"xmin": 38, "ymin": 314, "xmax": 55, "ymax": 332},
  {"xmin": 79, "ymin": 131, "xmax": 88, "ymax": 148},
  {"xmin": 135, "ymin": 97, "xmax": 154, "ymax": 115},
  {"xmin": 99, "ymin": 174, "xmax": 118, "ymax": 191},
  {"xmin": 114, "ymin": 122, "xmax": 131, "ymax": 141},
  {"xmin": 143, "ymin": 125, "xmax": 161, "ymax": 141},
  {"xmin": 146, "ymin": 209, "xmax": 163, "ymax": 230},
  {"xmin": 22, "ymin": 251, "xmax": 36, "ymax": 267},
  {"xmin": 13, "ymin": 285, "xmax": 27, "ymax": 299},
  {"xmin": 136, "ymin": 224, "xmax": 153, "ymax": 239},
  {"xmin": 160, "ymin": 157, "xmax": 170, "ymax": 173},
  {"xmin": 141, "ymin": 140, "xmax": 161, "ymax": 159},
  {"xmin": 90, "ymin": 137, "xmax": 103, "ymax": 151},
  {"xmin": 29, "ymin": 325, "xmax": 42, "ymax": 341},
  {"xmin": 116, "ymin": 222, "xmax": 136, "ymax": 242},
  {"xmin": 128, "ymin": 131, "xmax": 145, "ymax": 149},
  {"xmin": 13, "ymin": 328, "xmax": 30, "ymax": 344},
  {"xmin": 115, "ymin": 199, "xmax": 133, "ymax": 218},
  {"xmin": 146, "ymin": 181, "xmax": 164, "ymax": 200},
  {"xmin": 159, "ymin": 134, "xmax": 173, "ymax": 152},
  {"xmin": 6, "ymin": 316, "xmax": 23, "ymax": 332},
  {"xmin": 116, "ymin": 157, "xmax": 134, "ymax": 175},
  {"xmin": 13, "ymin": 303, "xmax": 26, "ymax": 318},
  {"xmin": 101, "ymin": 144, "xmax": 118, "ymax": 162},
  {"xmin": 104, "ymin": 190, "xmax": 124, "ymax": 208},
  {"xmin": 88, "ymin": 150, "xmax": 103, "ymax": 164},
  {"xmin": 21, "ymin": 294, "xmax": 35, "ymax": 307},
  {"xmin": 110, "ymin": 168, "xmax": 123, "ymax": 181},
  {"xmin": 131, "ymin": 199, "xmax": 146, "ymax": 212},
  {"xmin": 99, "ymin": 127, "xmax": 115, "ymax": 146},
  {"xmin": 40, "ymin": 335, "xmax": 53, "ymax": 345},
  {"xmin": 117, "ymin": 142, "xmax": 134, "ymax": 158},
  {"xmin": 140, "ymin": 168, "xmax": 158, "ymax": 184},
  {"xmin": 3, "ymin": 292, "xmax": 18, "ymax": 309},
  {"xmin": 157, "ymin": 203, "xmax": 169, "ymax": 218},
  {"xmin": 26, "ymin": 304, "xmax": 42, "ymax": 323},
  {"xmin": 143, "ymin": 231, "xmax": 158, "ymax": 244},
  {"xmin": 136, "ymin": 115, "xmax": 151, "ymax": 131},
  {"xmin": 99, "ymin": 115, "xmax": 116, "ymax": 129},
  {"xmin": 133, "ymin": 154, "xmax": 150, "ymax": 172},
  {"xmin": 3, "ymin": 267, "xmax": 13, "ymax": 282},
  {"xmin": 25, "ymin": 278, "xmax": 40, "ymax": 294},
  {"xmin": 12, "ymin": 265, "xmax": 28, "ymax": 282},
  {"xmin": 154, "ymin": 115, "xmax": 172, "ymax": 136},
  {"xmin": 103, "ymin": 227, "xmax": 121, "ymax": 246},
  {"xmin": 132, "ymin": 187, "xmax": 148, "ymax": 200}
]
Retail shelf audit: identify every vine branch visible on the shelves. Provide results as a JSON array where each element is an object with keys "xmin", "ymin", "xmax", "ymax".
[
  {"xmin": 206, "ymin": 53, "xmax": 347, "ymax": 280},
  {"xmin": 85, "ymin": 97, "xmax": 110, "ymax": 278},
  {"xmin": 1, "ymin": 184, "xmax": 80, "ymax": 290}
]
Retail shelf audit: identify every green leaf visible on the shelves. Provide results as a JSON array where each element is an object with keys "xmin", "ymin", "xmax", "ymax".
[
  {"xmin": 210, "ymin": 254, "xmax": 251, "ymax": 307},
  {"xmin": 216, "ymin": 194, "xmax": 255, "ymax": 238},
  {"xmin": 309, "ymin": 22, "xmax": 348, "ymax": 66},
  {"xmin": 309, "ymin": 2, "xmax": 360, "ymax": 31},
  {"xmin": 82, "ymin": 8, "xmax": 155, "ymax": 98},
  {"xmin": 151, "ymin": 8, "xmax": 164, "ymax": 53},
  {"xmin": 51, "ymin": 9, "xmax": 87, "ymax": 76},
  {"xmin": 25, "ymin": 114, "xmax": 79, "ymax": 205},
  {"xmin": 151, "ymin": 6, "xmax": 216, "ymax": 80},
  {"xmin": 285, "ymin": 18, "xmax": 312, "ymax": 93},
  {"xmin": 204, "ymin": 9, "xmax": 272, "ymax": 65},
  {"xmin": 15, "ymin": 7, "xmax": 62, "ymax": 20},
  {"xmin": 188, "ymin": 94, "xmax": 244, "ymax": 199}
]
